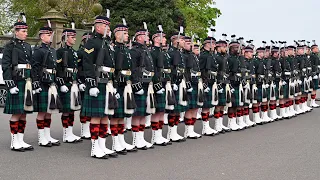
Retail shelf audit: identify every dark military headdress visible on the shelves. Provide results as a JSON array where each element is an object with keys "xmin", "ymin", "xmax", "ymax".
[
  {"xmin": 82, "ymin": 32, "xmax": 93, "ymax": 40},
  {"xmin": 39, "ymin": 20, "xmax": 53, "ymax": 35},
  {"xmin": 14, "ymin": 13, "xmax": 28, "ymax": 30},
  {"xmin": 216, "ymin": 34, "xmax": 228, "ymax": 47},
  {"xmin": 152, "ymin": 25, "xmax": 166, "ymax": 40},
  {"xmin": 203, "ymin": 28, "xmax": 216, "ymax": 45}
]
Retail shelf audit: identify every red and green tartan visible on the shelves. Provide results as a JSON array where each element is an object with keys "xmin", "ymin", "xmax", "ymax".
[
  {"xmin": 58, "ymin": 82, "xmax": 72, "ymax": 113},
  {"xmin": 188, "ymin": 83, "xmax": 200, "ymax": 109},
  {"xmin": 4, "ymin": 80, "xmax": 32, "ymax": 114},
  {"xmin": 81, "ymin": 83, "xmax": 107, "ymax": 118}
]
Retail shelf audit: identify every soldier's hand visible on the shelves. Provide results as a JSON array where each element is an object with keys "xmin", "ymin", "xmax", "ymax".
[
  {"xmin": 172, "ymin": 84, "xmax": 178, "ymax": 91},
  {"xmin": 265, "ymin": 84, "xmax": 270, "ymax": 88},
  {"xmin": 115, "ymin": 93, "xmax": 120, "ymax": 99},
  {"xmin": 35, "ymin": 88, "xmax": 42, "ymax": 94},
  {"xmin": 156, "ymin": 88, "xmax": 165, "ymax": 94},
  {"xmin": 187, "ymin": 87, "xmax": 193, "ymax": 92},
  {"xmin": 60, "ymin": 85, "xmax": 69, "ymax": 93},
  {"xmin": 89, "ymin": 87, "xmax": 100, "ymax": 97},
  {"xmin": 135, "ymin": 89, "xmax": 144, "ymax": 95},
  {"xmin": 9, "ymin": 87, "xmax": 19, "ymax": 94},
  {"xmin": 204, "ymin": 87, "xmax": 210, "ymax": 93},
  {"xmin": 79, "ymin": 84, "xmax": 86, "ymax": 91},
  {"xmin": 218, "ymin": 88, "xmax": 224, "ymax": 94}
]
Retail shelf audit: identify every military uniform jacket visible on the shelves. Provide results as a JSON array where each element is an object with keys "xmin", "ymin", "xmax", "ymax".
[
  {"xmin": 151, "ymin": 46, "xmax": 171, "ymax": 90},
  {"xmin": 280, "ymin": 57, "xmax": 292, "ymax": 81},
  {"xmin": 228, "ymin": 54, "xmax": 243, "ymax": 84},
  {"xmin": 2, "ymin": 38, "xmax": 33, "ymax": 89},
  {"xmin": 253, "ymin": 57, "xmax": 265, "ymax": 85},
  {"xmin": 305, "ymin": 54, "xmax": 313, "ymax": 76},
  {"xmin": 130, "ymin": 42, "xmax": 155, "ymax": 92},
  {"xmin": 82, "ymin": 33, "xmax": 115, "ymax": 88},
  {"xmin": 168, "ymin": 46, "xmax": 185, "ymax": 85},
  {"xmin": 310, "ymin": 53, "xmax": 320, "ymax": 75},
  {"xmin": 113, "ymin": 42, "xmax": 132, "ymax": 88},
  {"xmin": 77, "ymin": 44, "xmax": 86, "ymax": 85},
  {"xmin": 56, "ymin": 45, "xmax": 79, "ymax": 86},
  {"xmin": 271, "ymin": 58, "xmax": 282, "ymax": 81},
  {"xmin": 182, "ymin": 49, "xmax": 200, "ymax": 84},
  {"xmin": 31, "ymin": 43, "xmax": 57, "ymax": 84},
  {"xmin": 245, "ymin": 58, "xmax": 255, "ymax": 85},
  {"xmin": 199, "ymin": 50, "xmax": 218, "ymax": 87},
  {"xmin": 296, "ymin": 55, "xmax": 307, "ymax": 78}
]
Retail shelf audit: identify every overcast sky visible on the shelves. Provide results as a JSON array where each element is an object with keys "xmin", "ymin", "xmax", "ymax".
[{"xmin": 214, "ymin": 0, "xmax": 320, "ymax": 47}]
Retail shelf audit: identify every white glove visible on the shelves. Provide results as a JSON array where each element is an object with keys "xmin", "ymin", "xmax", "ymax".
[
  {"xmin": 187, "ymin": 87, "xmax": 193, "ymax": 92},
  {"xmin": 34, "ymin": 88, "xmax": 42, "ymax": 94},
  {"xmin": 253, "ymin": 86, "xmax": 258, "ymax": 90},
  {"xmin": 172, "ymin": 84, "xmax": 178, "ymax": 91},
  {"xmin": 135, "ymin": 89, "xmax": 144, "ymax": 95},
  {"xmin": 218, "ymin": 89, "xmax": 224, "ymax": 94},
  {"xmin": 156, "ymin": 88, "xmax": 165, "ymax": 94},
  {"xmin": 204, "ymin": 87, "xmax": 210, "ymax": 93},
  {"xmin": 79, "ymin": 84, "xmax": 86, "ymax": 91},
  {"xmin": 313, "ymin": 75, "xmax": 319, "ymax": 79},
  {"xmin": 89, "ymin": 87, "xmax": 100, "ymax": 97},
  {"xmin": 115, "ymin": 93, "xmax": 120, "ymax": 99},
  {"xmin": 308, "ymin": 76, "xmax": 312, "ymax": 81},
  {"xmin": 9, "ymin": 87, "xmax": 19, "ymax": 94},
  {"xmin": 60, "ymin": 85, "xmax": 69, "ymax": 93},
  {"xmin": 282, "ymin": 81, "xmax": 287, "ymax": 86},
  {"xmin": 265, "ymin": 84, "xmax": 270, "ymax": 88},
  {"xmin": 230, "ymin": 89, "xmax": 235, "ymax": 93},
  {"xmin": 244, "ymin": 83, "xmax": 249, "ymax": 89}
]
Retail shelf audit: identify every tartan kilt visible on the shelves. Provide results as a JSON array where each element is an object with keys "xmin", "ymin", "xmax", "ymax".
[
  {"xmin": 203, "ymin": 87, "xmax": 213, "ymax": 108},
  {"xmin": 81, "ymin": 83, "xmax": 107, "ymax": 118},
  {"xmin": 188, "ymin": 83, "xmax": 200, "ymax": 109},
  {"xmin": 282, "ymin": 83, "xmax": 289, "ymax": 99},
  {"xmin": 4, "ymin": 80, "xmax": 32, "ymax": 114},
  {"xmin": 232, "ymin": 86, "xmax": 241, "ymax": 107},
  {"xmin": 173, "ymin": 90, "xmax": 187, "ymax": 113},
  {"xmin": 301, "ymin": 78, "xmax": 307, "ymax": 95},
  {"xmin": 218, "ymin": 84, "xmax": 226, "ymax": 106},
  {"xmin": 256, "ymin": 84, "xmax": 263, "ymax": 103},
  {"xmin": 155, "ymin": 91, "xmax": 166, "ymax": 112},
  {"xmin": 313, "ymin": 79, "xmax": 319, "ymax": 90},
  {"xmin": 33, "ymin": 83, "xmax": 50, "ymax": 112},
  {"xmin": 112, "ymin": 87, "xmax": 131, "ymax": 118},
  {"xmin": 132, "ymin": 85, "xmax": 148, "ymax": 117},
  {"xmin": 58, "ymin": 82, "xmax": 72, "ymax": 113},
  {"xmin": 266, "ymin": 86, "xmax": 271, "ymax": 100},
  {"xmin": 272, "ymin": 81, "xmax": 279, "ymax": 100}
]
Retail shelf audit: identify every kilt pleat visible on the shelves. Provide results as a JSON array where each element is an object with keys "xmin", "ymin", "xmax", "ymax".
[
  {"xmin": 4, "ymin": 80, "xmax": 32, "ymax": 114},
  {"xmin": 217, "ymin": 84, "xmax": 226, "ymax": 106},
  {"xmin": 33, "ymin": 83, "xmax": 50, "ymax": 112},
  {"xmin": 132, "ymin": 85, "xmax": 148, "ymax": 117},
  {"xmin": 155, "ymin": 92, "xmax": 166, "ymax": 112},
  {"xmin": 203, "ymin": 87, "xmax": 213, "ymax": 108},
  {"xmin": 313, "ymin": 79, "xmax": 319, "ymax": 90}
]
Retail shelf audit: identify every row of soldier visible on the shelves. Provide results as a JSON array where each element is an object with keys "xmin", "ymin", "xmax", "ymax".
[{"xmin": 2, "ymin": 13, "xmax": 319, "ymax": 159}]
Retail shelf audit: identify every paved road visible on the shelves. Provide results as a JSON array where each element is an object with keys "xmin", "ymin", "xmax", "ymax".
[{"xmin": 0, "ymin": 107, "xmax": 320, "ymax": 180}]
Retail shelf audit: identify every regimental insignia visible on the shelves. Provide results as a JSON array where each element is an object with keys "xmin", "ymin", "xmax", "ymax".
[
  {"xmin": 56, "ymin": 59, "xmax": 62, "ymax": 63},
  {"xmin": 84, "ymin": 48, "xmax": 94, "ymax": 54},
  {"xmin": 109, "ymin": 45, "xmax": 114, "ymax": 51}
]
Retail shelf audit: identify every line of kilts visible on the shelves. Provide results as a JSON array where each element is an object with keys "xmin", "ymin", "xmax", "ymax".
[
  {"xmin": 4, "ymin": 80, "xmax": 32, "ymax": 114},
  {"xmin": 81, "ymin": 83, "xmax": 107, "ymax": 118},
  {"xmin": 132, "ymin": 83, "xmax": 149, "ymax": 117},
  {"xmin": 188, "ymin": 83, "xmax": 200, "ymax": 109}
]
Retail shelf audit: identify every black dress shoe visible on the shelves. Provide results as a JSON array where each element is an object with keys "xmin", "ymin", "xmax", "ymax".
[
  {"xmin": 107, "ymin": 152, "xmax": 118, "ymax": 158},
  {"xmin": 51, "ymin": 141, "xmax": 60, "ymax": 146},
  {"xmin": 137, "ymin": 146, "xmax": 148, "ymax": 150},
  {"xmin": 75, "ymin": 139, "xmax": 83, "ymax": 143},
  {"xmin": 166, "ymin": 141, "xmax": 172, "ymax": 145},
  {"xmin": 116, "ymin": 149, "xmax": 127, "ymax": 155},
  {"xmin": 126, "ymin": 147, "xmax": 138, "ymax": 152},
  {"xmin": 147, "ymin": 145, "xmax": 155, "ymax": 149},
  {"xmin": 39, "ymin": 142, "xmax": 52, "ymax": 147},
  {"xmin": 179, "ymin": 137, "xmax": 187, "ymax": 142},
  {"xmin": 81, "ymin": 136, "xmax": 91, "ymax": 140},
  {"xmin": 92, "ymin": 155, "xmax": 108, "ymax": 159},
  {"xmin": 154, "ymin": 142, "xmax": 167, "ymax": 146},
  {"xmin": 23, "ymin": 146, "xmax": 34, "ymax": 151},
  {"xmin": 11, "ymin": 147, "xmax": 25, "ymax": 152}
]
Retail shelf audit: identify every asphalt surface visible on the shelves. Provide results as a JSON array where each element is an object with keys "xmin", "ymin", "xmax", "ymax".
[{"xmin": 0, "ymin": 105, "xmax": 320, "ymax": 180}]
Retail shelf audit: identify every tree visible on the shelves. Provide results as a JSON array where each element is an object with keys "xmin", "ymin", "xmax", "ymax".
[
  {"xmin": 100, "ymin": 0, "xmax": 185, "ymax": 38},
  {"xmin": 9, "ymin": 0, "xmax": 100, "ymax": 36},
  {"xmin": 0, "ymin": 0, "xmax": 15, "ymax": 35},
  {"xmin": 175, "ymin": 0, "xmax": 221, "ymax": 39}
]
